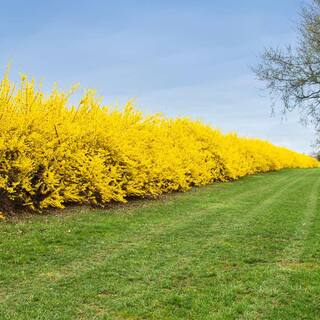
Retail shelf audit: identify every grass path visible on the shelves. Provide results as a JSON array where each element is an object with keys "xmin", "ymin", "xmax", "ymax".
[{"xmin": 0, "ymin": 169, "xmax": 319, "ymax": 319}]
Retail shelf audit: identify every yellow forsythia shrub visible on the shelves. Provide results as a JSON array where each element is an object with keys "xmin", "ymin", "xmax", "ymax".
[{"xmin": 0, "ymin": 71, "xmax": 318, "ymax": 212}]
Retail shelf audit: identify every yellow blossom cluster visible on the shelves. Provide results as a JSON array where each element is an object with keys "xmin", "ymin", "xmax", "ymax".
[{"xmin": 0, "ymin": 71, "xmax": 317, "ymax": 212}]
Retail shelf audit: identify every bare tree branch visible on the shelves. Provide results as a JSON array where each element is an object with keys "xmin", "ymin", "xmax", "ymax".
[{"xmin": 253, "ymin": 0, "xmax": 320, "ymax": 132}]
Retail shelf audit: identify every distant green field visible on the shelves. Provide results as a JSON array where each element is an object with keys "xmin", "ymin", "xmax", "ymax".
[{"xmin": 1, "ymin": 169, "xmax": 320, "ymax": 319}]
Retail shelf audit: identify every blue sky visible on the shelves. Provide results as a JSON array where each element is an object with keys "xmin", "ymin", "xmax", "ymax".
[{"xmin": 0, "ymin": 0, "xmax": 315, "ymax": 153}]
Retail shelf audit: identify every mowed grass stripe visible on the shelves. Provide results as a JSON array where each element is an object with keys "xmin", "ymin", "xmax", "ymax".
[
  {"xmin": 241, "ymin": 171, "xmax": 320, "ymax": 320},
  {"xmin": 0, "ymin": 169, "xmax": 293, "ymax": 288},
  {"xmin": 112, "ymin": 169, "xmax": 318, "ymax": 320},
  {"xmin": 298, "ymin": 170, "xmax": 320, "ymax": 265},
  {"xmin": 279, "ymin": 172, "xmax": 320, "ymax": 266},
  {"xmin": 0, "ymin": 169, "xmax": 297, "ymax": 295},
  {"xmin": 0, "ymin": 169, "xmax": 319, "ymax": 320},
  {"xmin": 53, "ymin": 169, "xmax": 318, "ymax": 319},
  {"xmin": 0, "ymin": 170, "xmax": 312, "ymax": 318}
]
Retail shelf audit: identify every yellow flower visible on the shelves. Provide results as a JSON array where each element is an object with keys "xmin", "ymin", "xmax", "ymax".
[{"xmin": 0, "ymin": 69, "xmax": 317, "ymax": 213}]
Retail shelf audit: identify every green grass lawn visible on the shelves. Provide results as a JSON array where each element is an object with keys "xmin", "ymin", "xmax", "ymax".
[{"xmin": 1, "ymin": 169, "xmax": 320, "ymax": 319}]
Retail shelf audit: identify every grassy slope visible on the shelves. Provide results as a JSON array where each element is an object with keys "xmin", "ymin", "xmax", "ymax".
[{"xmin": 0, "ymin": 169, "xmax": 320, "ymax": 320}]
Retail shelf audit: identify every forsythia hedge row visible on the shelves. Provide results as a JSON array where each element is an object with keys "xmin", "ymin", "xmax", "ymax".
[{"xmin": 0, "ymin": 71, "xmax": 318, "ymax": 212}]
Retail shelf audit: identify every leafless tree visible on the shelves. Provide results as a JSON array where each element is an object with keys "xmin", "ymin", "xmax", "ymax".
[{"xmin": 254, "ymin": 0, "xmax": 320, "ymax": 132}]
